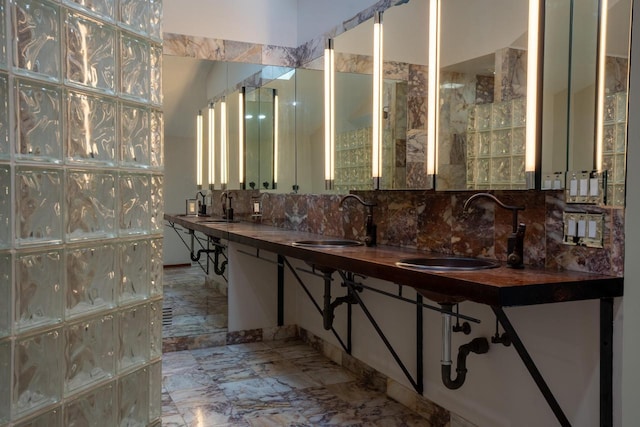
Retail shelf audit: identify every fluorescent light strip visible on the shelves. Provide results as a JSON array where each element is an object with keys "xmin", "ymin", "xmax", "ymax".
[
  {"xmin": 221, "ymin": 100, "xmax": 228, "ymax": 187},
  {"xmin": 426, "ymin": 0, "xmax": 440, "ymax": 184},
  {"xmin": 324, "ymin": 39, "xmax": 335, "ymax": 188},
  {"xmin": 273, "ymin": 90, "xmax": 279, "ymax": 188},
  {"xmin": 595, "ymin": 0, "xmax": 609, "ymax": 171},
  {"xmin": 196, "ymin": 110, "xmax": 203, "ymax": 188},
  {"xmin": 208, "ymin": 103, "xmax": 215, "ymax": 189},
  {"xmin": 239, "ymin": 90, "xmax": 244, "ymax": 186},
  {"xmin": 525, "ymin": 0, "xmax": 540, "ymax": 177},
  {"xmin": 372, "ymin": 12, "xmax": 383, "ymax": 184}
]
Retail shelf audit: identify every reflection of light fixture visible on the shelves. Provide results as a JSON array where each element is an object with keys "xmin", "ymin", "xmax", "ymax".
[
  {"xmin": 208, "ymin": 102, "xmax": 215, "ymax": 190},
  {"xmin": 273, "ymin": 89, "xmax": 279, "ymax": 189},
  {"xmin": 239, "ymin": 89, "xmax": 245, "ymax": 189},
  {"xmin": 440, "ymin": 82, "xmax": 464, "ymax": 90},
  {"xmin": 324, "ymin": 38, "xmax": 335, "ymax": 190},
  {"xmin": 426, "ymin": 0, "xmax": 440, "ymax": 189},
  {"xmin": 525, "ymin": 0, "xmax": 541, "ymax": 188},
  {"xmin": 245, "ymin": 114, "xmax": 253, "ymax": 119},
  {"xmin": 372, "ymin": 11, "xmax": 383, "ymax": 189},
  {"xmin": 595, "ymin": 0, "xmax": 609, "ymax": 171},
  {"xmin": 258, "ymin": 114, "xmax": 266, "ymax": 120},
  {"xmin": 196, "ymin": 110, "xmax": 203, "ymax": 189},
  {"xmin": 220, "ymin": 99, "xmax": 228, "ymax": 189}
]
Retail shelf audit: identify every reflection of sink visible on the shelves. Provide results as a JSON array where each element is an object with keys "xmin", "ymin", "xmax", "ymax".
[
  {"xmin": 292, "ymin": 239, "xmax": 364, "ymax": 248},
  {"xmin": 395, "ymin": 256, "xmax": 500, "ymax": 271}
]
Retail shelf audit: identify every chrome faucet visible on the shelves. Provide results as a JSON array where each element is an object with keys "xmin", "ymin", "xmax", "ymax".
[
  {"xmin": 339, "ymin": 194, "xmax": 377, "ymax": 247},
  {"xmin": 463, "ymin": 193, "xmax": 526, "ymax": 269}
]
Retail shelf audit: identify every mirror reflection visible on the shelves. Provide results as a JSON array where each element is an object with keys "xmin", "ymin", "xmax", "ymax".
[{"xmin": 437, "ymin": 0, "xmax": 531, "ymax": 190}]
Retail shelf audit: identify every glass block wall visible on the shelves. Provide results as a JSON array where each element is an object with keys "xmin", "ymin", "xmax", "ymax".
[{"xmin": 0, "ymin": 0, "xmax": 163, "ymax": 425}]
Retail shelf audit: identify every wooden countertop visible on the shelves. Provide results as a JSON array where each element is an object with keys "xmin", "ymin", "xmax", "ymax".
[{"xmin": 165, "ymin": 214, "xmax": 624, "ymax": 307}]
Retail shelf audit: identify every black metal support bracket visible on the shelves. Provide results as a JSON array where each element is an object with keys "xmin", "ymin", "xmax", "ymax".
[
  {"xmin": 492, "ymin": 306, "xmax": 571, "ymax": 426},
  {"xmin": 600, "ymin": 298, "xmax": 613, "ymax": 427},
  {"xmin": 165, "ymin": 221, "xmax": 228, "ymax": 281}
]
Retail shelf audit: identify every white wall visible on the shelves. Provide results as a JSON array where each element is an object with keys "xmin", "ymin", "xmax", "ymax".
[{"xmin": 163, "ymin": 0, "xmax": 298, "ymax": 47}]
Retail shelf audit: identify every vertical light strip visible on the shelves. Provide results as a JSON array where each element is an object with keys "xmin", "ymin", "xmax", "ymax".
[
  {"xmin": 196, "ymin": 110, "xmax": 203, "ymax": 189},
  {"xmin": 525, "ymin": 0, "xmax": 540, "ymax": 184},
  {"xmin": 208, "ymin": 103, "xmax": 215, "ymax": 190},
  {"xmin": 595, "ymin": 0, "xmax": 609, "ymax": 171},
  {"xmin": 220, "ymin": 100, "xmax": 228, "ymax": 188},
  {"xmin": 426, "ymin": 0, "xmax": 440, "ymax": 188},
  {"xmin": 239, "ymin": 89, "xmax": 245, "ymax": 188},
  {"xmin": 273, "ymin": 89, "xmax": 279, "ymax": 189},
  {"xmin": 372, "ymin": 11, "xmax": 384, "ymax": 188},
  {"xmin": 324, "ymin": 39, "xmax": 335, "ymax": 189}
]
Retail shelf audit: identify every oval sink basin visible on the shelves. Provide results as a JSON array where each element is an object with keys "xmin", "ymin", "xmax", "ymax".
[
  {"xmin": 292, "ymin": 239, "xmax": 363, "ymax": 248},
  {"xmin": 396, "ymin": 256, "xmax": 500, "ymax": 271}
]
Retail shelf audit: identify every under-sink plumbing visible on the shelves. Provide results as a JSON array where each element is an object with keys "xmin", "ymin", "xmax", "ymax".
[
  {"xmin": 440, "ymin": 304, "xmax": 489, "ymax": 390},
  {"xmin": 463, "ymin": 192, "xmax": 526, "ymax": 269}
]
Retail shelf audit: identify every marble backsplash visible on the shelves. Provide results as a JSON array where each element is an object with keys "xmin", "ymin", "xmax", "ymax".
[{"xmin": 217, "ymin": 189, "xmax": 624, "ymax": 277}]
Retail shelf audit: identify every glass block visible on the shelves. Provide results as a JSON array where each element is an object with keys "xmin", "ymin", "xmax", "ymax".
[
  {"xmin": 120, "ymin": 33, "xmax": 149, "ymax": 102},
  {"xmin": 119, "ymin": 173, "xmax": 149, "ymax": 235},
  {"xmin": 119, "ymin": 0, "xmax": 149, "ymax": 36},
  {"xmin": 511, "ymin": 156, "xmax": 525, "ymax": 183},
  {"xmin": 118, "ymin": 239, "xmax": 149, "ymax": 305},
  {"xmin": 466, "ymin": 105, "xmax": 476, "ymax": 131},
  {"xmin": 476, "ymin": 103, "xmax": 491, "ymax": 131},
  {"xmin": 0, "ymin": 339, "xmax": 10, "ymax": 424},
  {"xmin": 64, "ymin": 382, "xmax": 116, "ymax": 427},
  {"xmin": 150, "ymin": 175, "xmax": 163, "ymax": 234},
  {"xmin": 149, "ymin": 300, "xmax": 162, "ymax": 360},
  {"xmin": 64, "ymin": 11, "xmax": 116, "ymax": 93},
  {"xmin": 66, "ymin": 169, "xmax": 116, "ymax": 241},
  {"xmin": 15, "ymin": 167, "xmax": 63, "ymax": 246},
  {"xmin": 65, "ymin": 90, "xmax": 116, "ymax": 165},
  {"xmin": 0, "ymin": 3, "xmax": 6, "ymax": 69},
  {"xmin": 149, "ymin": 0, "xmax": 162, "ymax": 40},
  {"xmin": 477, "ymin": 131, "xmax": 491, "ymax": 157},
  {"xmin": 615, "ymin": 123, "xmax": 626, "ymax": 153},
  {"xmin": 120, "ymin": 103, "xmax": 149, "ymax": 167},
  {"xmin": 491, "ymin": 129, "xmax": 512, "ymax": 156},
  {"xmin": 466, "ymin": 158, "xmax": 476, "ymax": 184},
  {"xmin": 13, "ymin": 328, "xmax": 63, "ymax": 417},
  {"xmin": 612, "ymin": 184, "xmax": 625, "ymax": 206},
  {"xmin": 150, "ymin": 44, "xmax": 162, "ymax": 106},
  {"xmin": 65, "ymin": 243, "xmax": 117, "ymax": 319},
  {"xmin": 512, "ymin": 97, "xmax": 526, "ymax": 127},
  {"xmin": 149, "ymin": 238, "xmax": 162, "ymax": 297},
  {"xmin": 149, "ymin": 109, "xmax": 163, "ymax": 169},
  {"xmin": 0, "ymin": 253, "xmax": 10, "ymax": 337},
  {"xmin": 15, "ymin": 248, "xmax": 63, "ymax": 332},
  {"xmin": 466, "ymin": 132, "xmax": 477, "ymax": 158},
  {"xmin": 602, "ymin": 154, "xmax": 614, "ymax": 173},
  {"xmin": 491, "ymin": 101, "xmax": 512, "ymax": 129},
  {"xmin": 0, "ymin": 73, "xmax": 8, "ymax": 159},
  {"xmin": 15, "ymin": 79, "xmax": 63, "ymax": 163},
  {"xmin": 615, "ymin": 154, "xmax": 626, "ymax": 183},
  {"xmin": 477, "ymin": 158, "xmax": 490, "ymax": 183},
  {"xmin": 118, "ymin": 367, "xmax": 149, "ymax": 426},
  {"xmin": 14, "ymin": 406, "xmax": 62, "ymax": 427},
  {"xmin": 603, "ymin": 124, "xmax": 616, "ymax": 153},
  {"xmin": 12, "ymin": 0, "xmax": 61, "ymax": 82},
  {"xmin": 117, "ymin": 304, "xmax": 149, "ymax": 372},
  {"xmin": 149, "ymin": 361, "xmax": 162, "ymax": 421},
  {"xmin": 616, "ymin": 92, "xmax": 627, "ymax": 122},
  {"xmin": 64, "ymin": 314, "xmax": 116, "ymax": 396},
  {"xmin": 490, "ymin": 157, "xmax": 511, "ymax": 183},
  {"xmin": 62, "ymin": 0, "xmax": 115, "ymax": 21},
  {"xmin": 512, "ymin": 128, "xmax": 525, "ymax": 155},
  {"xmin": 0, "ymin": 166, "xmax": 10, "ymax": 248},
  {"xmin": 603, "ymin": 94, "xmax": 616, "ymax": 123}
]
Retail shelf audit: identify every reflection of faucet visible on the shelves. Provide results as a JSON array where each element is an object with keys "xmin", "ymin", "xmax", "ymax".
[
  {"xmin": 197, "ymin": 191, "xmax": 208, "ymax": 216},
  {"xmin": 339, "ymin": 194, "xmax": 377, "ymax": 247},
  {"xmin": 220, "ymin": 191, "xmax": 234, "ymax": 221},
  {"xmin": 463, "ymin": 193, "xmax": 525, "ymax": 269}
]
